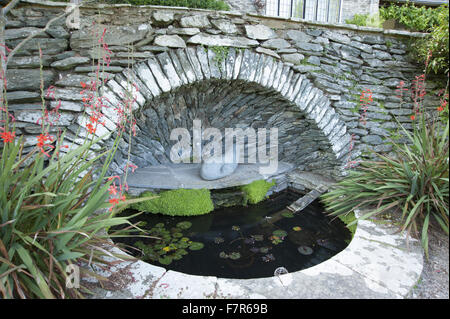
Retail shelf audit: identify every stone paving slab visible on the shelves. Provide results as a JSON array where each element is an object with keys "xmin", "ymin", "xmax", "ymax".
[{"xmin": 126, "ymin": 162, "xmax": 294, "ymax": 190}]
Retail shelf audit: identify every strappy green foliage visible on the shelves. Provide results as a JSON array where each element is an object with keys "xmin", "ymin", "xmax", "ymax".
[
  {"xmin": 0, "ymin": 133, "xmax": 144, "ymax": 298},
  {"xmin": 322, "ymin": 116, "xmax": 449, "ymax": 258}
]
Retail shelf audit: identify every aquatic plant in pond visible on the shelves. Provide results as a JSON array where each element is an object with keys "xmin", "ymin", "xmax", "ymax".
[{"xmin": 134, "ymin": 220, "xmax": 204, "ymax": 265}]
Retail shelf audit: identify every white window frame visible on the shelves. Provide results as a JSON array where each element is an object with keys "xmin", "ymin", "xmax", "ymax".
[{"xmin": 265, "ymin": 0, "xmax": 343, "ymax": 23}]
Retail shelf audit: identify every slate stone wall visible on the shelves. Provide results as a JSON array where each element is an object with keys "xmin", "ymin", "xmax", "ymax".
[{"xmin": 3, "ymin": 0, "xmax": 444, "ymax": 178}]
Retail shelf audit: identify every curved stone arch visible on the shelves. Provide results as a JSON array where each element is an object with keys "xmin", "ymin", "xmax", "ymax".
[{"xmin": 91, "ymin": 46, "xmax": 353, "ymax": 178}]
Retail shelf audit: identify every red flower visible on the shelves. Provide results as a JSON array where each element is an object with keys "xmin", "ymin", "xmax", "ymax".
[
  {"xmin": 109, "ymin": 197, "xmax": 119, "ymax": 205},
  {"xmin": 86, "ymin": 123, "xmax": 96, "ymax": 135},
  {"xmin": 108, "ymin": 184, "xmax": 118, "ymax": 196},
  {"xmin": 360, "ymin": 89, "xmax": 373, "ymax": 105},
  {"xmin": 410, "ymin": 115, "xmax": 416, "ymax": 121},
  {"xmin": 0, "ymin": 131, "xmax": 15, "ymax": 143},
  {"xmin": 89, "ymin": 115, "xmax": 99, "ymax": 123},
  {"xmin": 437, "ymin": 106, "xmax": 444, "ymax": 112},
  {"xmin": 108, "ymin": 194, "xmax": 126, "ymax": 211},
  {"xmin": 37, "ymin": 133, "xmax": 54, "ymax": 157}
]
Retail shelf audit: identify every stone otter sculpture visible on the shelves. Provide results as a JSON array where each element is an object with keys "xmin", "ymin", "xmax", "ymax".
[{"xmin": 200, "ymin": 136, "xmax": 241, "ymax": 181}]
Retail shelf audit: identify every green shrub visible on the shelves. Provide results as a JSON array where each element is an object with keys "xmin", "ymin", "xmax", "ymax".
[
  {"xmin": 321, "ymin": 115, "xmax": 449, "ymax": 258},
  {"xmin": 413, "ymin": 4, "xmax": 449, "ymax": 74},
  {"xmin": 104, "ymin": 0, "xmax": 229, "ymax": 10},
  {"xmin": 131, "ymin": 188, "xmax": 214, "ymax": 216},
  {"xmin": 345, "ymin": 13, "xmax": 384, "ymax": 28},
  {"xmin": 241, "ymin": 179, "xmax": 276, "ymax": 205},
  {"xmin": 345, "ymin": 13, "xmax": 370, "ymax": 26},
  {"xmin": 380, "ymin": 1, "xmax": 440, "ymax": 32},
  {"xmin": 381, "ymin": 2, "xmax": 449, "ymax": 74}
]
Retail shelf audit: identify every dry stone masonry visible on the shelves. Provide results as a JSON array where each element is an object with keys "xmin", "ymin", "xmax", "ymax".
[{"xmin": 4, "ymin": 0, "xmax": 444, "ymax": 178}]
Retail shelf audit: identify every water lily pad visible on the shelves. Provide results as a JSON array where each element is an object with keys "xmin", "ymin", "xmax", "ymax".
[
  {"xmin": 172, "ymin": 232, "xmax": 183, "ymax": 238},
  {"xmin": 259, "ymin": 247, "xmax": 269, "ymax": 254},
  {"xmin": 172, "ymin": 254, "xmax": 183, "ymax": 260},
  {"xmin": 270, "ymin": 236, "xmax": 283, "ymax": 245},
  {"xmin": 176, "ymin": 241, "xmax": 190, "ymax": 249},
  {"xmin": 189, "ymin": 242, "xmax": 204, "ymax": 251},
  {"xmin": 281, "ymin": 211, "xmax": 295, "ymax": 218},
  {"xmin": 229, "ymin": 252, "xmax": 241, "ymax": 260},
  {"xmin": 176, "ymin": 221, "xmax": 192, "ymax": 230},
  {"xmin": 219, "ymin": 251, "xmax": 228, "ymax": 259},
  {"xmin": 251, "ymin": 235, "xmax": 264, "ymax": 241},
  {"xmin": 155, "ymin": 223, "xmax": 164, "ymax": 228},
  {"xmin": 158, "ymin": 256, "xmax": 173, "ymax": 265},
  {"xmin": 214, "ymin": 237, "xmax": 224, "ymax": 244},
  {"xmin": 272, "ymin": 230, "xmax": 287, "ymax": 238},
  {"xmin": 297, "ymin": 246, "xmax": 313, "ymax": 255},
  {"xmin": 292, "ymin": 226, "xmax": 302, "ymax": 231},
  {"xmin": 231, "ymin": 225, "xmax": 240, "ymax": 231}
]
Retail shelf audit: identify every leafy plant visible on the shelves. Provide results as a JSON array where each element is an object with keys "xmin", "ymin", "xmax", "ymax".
[
  {"xmin": 345, "ymin": 13, "xmax": 384, "ymax": 28},
  {"xmin": 380, "ymin": 2, "xmax": 449, "ymax": 74},
  {"xmin": 0, "ymin": 21, "xmax": 147, "ymax": 298},
  {"xmin": 380, "ymin": 1, "xmax": 440, "ymax": 32},
  {"xmin": 321, "ymin": 115, "xmax": 449, "ymax": 258},
  {"xmin": 0, "ymin": 132, "xmax": 141, "ymax": 298},
  {"xmin": 413, "ymin": 4, "xmax": 449, "ymax": 74}
]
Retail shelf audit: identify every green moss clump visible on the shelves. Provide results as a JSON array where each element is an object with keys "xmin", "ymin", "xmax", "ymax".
[
  {"xmin": 241, "ymin": 179, "xmax": 276, "ymax": 205},
  {"xmin": 131, "ymin": 188, "xmax": 214, "ymax": 216},
  {"xmin": 338, "ymin": 212, "xmax": 357, "ymax": 238}
]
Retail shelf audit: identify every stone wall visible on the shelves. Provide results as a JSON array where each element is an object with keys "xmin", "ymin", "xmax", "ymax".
[
  {"xmin": 3, "ymin": 0, "xmax": 444, "ymax": 178},
  {"xmin": 225, "ymin": 0, "xmax": 260, "ymax": 14}
]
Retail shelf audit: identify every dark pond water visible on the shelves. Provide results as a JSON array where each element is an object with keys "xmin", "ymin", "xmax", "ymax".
[{"xmin": 111, "ymin": 189, "xmax": 351, "ymax": 279}]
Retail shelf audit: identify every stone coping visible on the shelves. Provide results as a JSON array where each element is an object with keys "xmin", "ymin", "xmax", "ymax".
[
  {"xmin": 88, "ymin": 206, "xmax": 423, "ymax": 299},
  {"xmin": 125, "ymin": 162, "xmax": 294, "ymax": 191},
  {"xmin": 21, "ymin": 0, "xmax": 428, "ymax": 38}
]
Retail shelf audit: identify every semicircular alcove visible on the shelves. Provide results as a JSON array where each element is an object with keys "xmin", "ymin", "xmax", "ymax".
[{"xmin": 91, "ymin": 47, "xmax": 353, "ymax": 181}]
